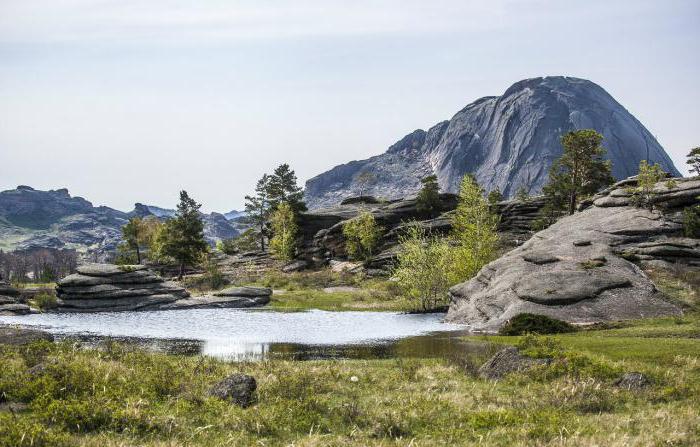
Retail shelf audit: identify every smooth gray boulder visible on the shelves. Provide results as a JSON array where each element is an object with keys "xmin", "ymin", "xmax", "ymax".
[
  {"xmin": 446, "ymin": 176, "xmax": 696, "ymax": 332},
  {"xmin": 514, "ymin": 271, "xmax": 631, "ymax": 305}
]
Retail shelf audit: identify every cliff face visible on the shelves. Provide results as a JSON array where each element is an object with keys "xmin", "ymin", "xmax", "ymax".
[{"xmin": 304, "ymin": 76, "xmax": 680, "ymax": 209}]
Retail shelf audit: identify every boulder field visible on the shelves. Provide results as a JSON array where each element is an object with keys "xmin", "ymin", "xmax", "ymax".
[
  {"xmin": 446, "ymin": 176, "xmax": 699, "ymax": 332},
  {"xmin": 55, "ymin": 264, "xmax": 271, "ymax": 312}
]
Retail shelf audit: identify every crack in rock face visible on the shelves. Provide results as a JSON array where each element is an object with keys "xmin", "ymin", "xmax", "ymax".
[{"xmin": 513, "ymin": 271, "xmax": 632, "ymax": 305}]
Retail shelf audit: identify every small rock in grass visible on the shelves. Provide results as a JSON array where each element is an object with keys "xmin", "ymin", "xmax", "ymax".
[
  {"xmin": 350, "ymin": 375, "xmax": 359, "ymax": 382},
  {"xmin": 613, "ymin": 372, "xmax": 650, "ymax": 390},
  {"xmin": 478, "ymin": 346, "xmax": 550, "ymax": 380},
  {"xmin": 208, "ymin": 373, "xmax": 257, "ymax": 407}
]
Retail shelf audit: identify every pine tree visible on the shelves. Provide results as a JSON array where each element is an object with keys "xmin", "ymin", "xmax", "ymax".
[
  {"xmin": 416, "ymin": 175, "xmax": 441, "ymax": 217},
  {"xmin": 487, "ymin": 187, "xmax": 504, "ymax": 207},
  {"xmin": 244, "ymin": 174, "xmax": 272, "ymax": 251},
  {"xmin": 548, "ymin": 129, "xmax": 614, "ymax": 215},
  {"xmin": 267, "ymin": 164, "xmax": 307, "ymax": 212},
  {"xmin": 159, "ymin": 191, "xmax": 208, "ymax": 278},
  {"xmin": 687, "ymin": 147, "xmax": 700, "ymax": 176},
  {"xmin": 121, "ymin": 217, "xmax": 143, "ymax": 264}
]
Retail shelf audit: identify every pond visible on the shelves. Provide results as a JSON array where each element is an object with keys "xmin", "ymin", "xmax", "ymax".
[{"xmin": 0, "ymin": 309, "xmax": 492, "ymax": 361}]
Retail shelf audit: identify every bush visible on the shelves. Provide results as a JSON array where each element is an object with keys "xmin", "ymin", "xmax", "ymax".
[
  {"xmin": 342, "ymin": 212, "xmax": 383, "ymax": 262},
  {"xmin": 683, "ymin": 204, "xmax": 700, "ymax": 238},
  {"xmin": 217, "ymin": 229, "xmax": 260, "ymax": 255},
  {"xmin": 500, "ymin": 314, "xmax": 576, "ymax": 336},
  {"xmin": 269, "ymin": 202, "xmax": 298, "ymax": 261},
  {"xmin": 33, "ymin": 292, "xmax": 57, "ymax": 311},
  {"xmin": 393, "ymin": 224, "xmax": 453, "ymax": 312}
]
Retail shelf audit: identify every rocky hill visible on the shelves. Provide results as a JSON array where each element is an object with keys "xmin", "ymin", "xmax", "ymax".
[
  {"xmin": 0, "ymin": 186, "xmax": 242, "ymax": 260},
  {"xmin": 304, "ymin": 76, "xmax": 681, "ymax": 209},
  {"xmin": 446, "ymin": 176, "xmax": 700, "ymax": 332}
]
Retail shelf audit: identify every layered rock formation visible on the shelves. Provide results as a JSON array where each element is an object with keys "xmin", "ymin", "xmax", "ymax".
[
  {"xmin": 297, "ymin": 194, "xmax": 458, "ymax": 269},
  {"xmin": 296, "ymin": 192, "xmax": 547, "ymax": 270},
  {"xmin": 55, "ymin": 264, "xmax": 191, "ymax": 312},
  {"xmin": 54, "ymin": 264, "xmax": 273, "ymax": 312},
  {"xmin": 305, "ymin": 76, "xmax": 680, "ymax": 209},
  {"xmin": 446, "ymin": 176, "xmax": 699, "ymax": 332},
  {"xmin": 0, "ymin": 281, "xmax": 32, "ymax": 315}
]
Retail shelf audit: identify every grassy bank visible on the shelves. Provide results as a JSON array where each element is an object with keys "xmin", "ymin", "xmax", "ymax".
[
  {"xmin": 2, "ymin": 324, "xmax": 699, "ymax": 447},
  {"xmin": 252, "ymin": 270, "xmax": 412, "ymax": 312}
]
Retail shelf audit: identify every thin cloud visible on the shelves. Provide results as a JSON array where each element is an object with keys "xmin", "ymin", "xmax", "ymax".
[{"xmin": 0, "ymin": 0, "xmax": 511, "ymax": 45}]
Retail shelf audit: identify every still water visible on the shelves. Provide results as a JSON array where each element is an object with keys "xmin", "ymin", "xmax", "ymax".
[{"xmin": 0, "ymin": 309, "xmax": 488, "ymax": 361}]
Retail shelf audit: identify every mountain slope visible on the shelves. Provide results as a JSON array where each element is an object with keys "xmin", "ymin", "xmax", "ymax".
[
  {"xmin": 0, "ymin": 187, "xmax": 240, "ymax": 259},
  {"xmin": 304, "ymin": 76, "xmax": 680, "ymax": 209}
]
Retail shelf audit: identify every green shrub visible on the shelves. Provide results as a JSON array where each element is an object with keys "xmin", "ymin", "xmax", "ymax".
[
  {"xmin": 269, "ymin": 202, "xmax": 298, "ymax": 261},
  {"xmin": 393, "ymin": 224, "xmax": 453, "ymax": 312},
  {"xmin": 32, "ymin": 292, "xmax": 57, "ymax": 311},
  {"xmin": 683, "ymin": 204, "xmax": 700, "ymax": 238},
  {"xmin": 342, "ymin": 212, "xmax": 383, "ymax": 262},
  {"xmin": 501, "ymin": 314, "xmax": 576, "ymax": 336},
  {"xmin": 0, "ymin": 414, "xmax": 70, "ymax": 447}
]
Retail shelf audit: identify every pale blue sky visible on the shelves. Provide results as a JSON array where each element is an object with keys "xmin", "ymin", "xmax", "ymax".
[{"xmin": 0, "ymin": 0, "xmax": 698, "ymax": 211}]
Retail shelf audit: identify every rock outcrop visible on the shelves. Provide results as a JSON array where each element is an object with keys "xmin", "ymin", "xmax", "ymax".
[
  {"xmin": 0, "ymin": 281, "xmax": 32, "ymax": 315},
  {"xmin": 296, "ymin": 192, "xmax": 547, "ymax": 270},
  {"xmin": 55, "ymin": 264, "xmax": 190, "ymax": 312},
  {"xmin": 446, "ymin": 176, "xmax": 699, "ymax": 332},
  {"xmin": 305, "ymin": 76, "xmax": 680, "ymax": 209},
  {"xmin": 297, "ymin": 194, "xmax": 458, "ymax": 269},
  {"xmin": 53, "ymin": 264, "xmax": 273, "ymax": 312}
]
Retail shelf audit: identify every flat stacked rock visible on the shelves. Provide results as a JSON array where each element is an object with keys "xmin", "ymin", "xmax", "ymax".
[
  {"xmin": 159, "ymin": 286, "xmax": 272, "ymax": 310},
  {"xmin": 0, "ymin": 281, "xmax": 32, "ymax": 315},
  {"xmin": 55, "ymin": 264, "xmax": 190, "ymax": 312},
  {"xmin": 446, "ymin": 176, "xmax": 699, "ymax": 332}
]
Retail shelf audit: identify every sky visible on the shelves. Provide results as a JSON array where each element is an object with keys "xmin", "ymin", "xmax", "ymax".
[{"xmin": 0, "ymin": 0, "xmax": 698, "ymax": 212}]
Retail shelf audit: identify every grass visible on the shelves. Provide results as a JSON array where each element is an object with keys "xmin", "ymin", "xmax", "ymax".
[
  {"xmin": 246, "ymin": 269, "xmax": 412, "ymax": 311},
  {"xmin": 1, "ymin": 333, "xmax": 698, "ymax": 447}
]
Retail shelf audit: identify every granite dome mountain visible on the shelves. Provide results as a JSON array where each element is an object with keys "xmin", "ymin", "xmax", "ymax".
[{"xmin": 304, "ymin": 76, "xmax": 681, "ymax": 209}]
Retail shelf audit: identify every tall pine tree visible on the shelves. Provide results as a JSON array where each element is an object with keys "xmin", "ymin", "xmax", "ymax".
[
  {"xmin": 244, "ymin": 174, "xmax": 272, "ymax": 251},
  {"xmin": 159, "ymin": 191, "xmax": 208, "ymax": 278}
]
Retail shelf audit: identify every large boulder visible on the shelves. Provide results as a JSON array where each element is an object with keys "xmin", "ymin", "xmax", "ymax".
[
  {"xmin": 55, "ymin": 264, "xmax": 190, "ymax": 312},
  {"xmin": 445, "ymin": 176, "xmax": 698, "ymax": 332}
]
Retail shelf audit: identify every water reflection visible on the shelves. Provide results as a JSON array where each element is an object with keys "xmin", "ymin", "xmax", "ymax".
[
  {"xmin": 0, "ymin": 309, "xmax": 485, "ymax": 361},
  {"xmin": 52, "ymin": 329, "xmax": 494, "ymax": 362}
]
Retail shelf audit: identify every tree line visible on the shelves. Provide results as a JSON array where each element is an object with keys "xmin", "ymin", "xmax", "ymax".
[{"xmin": 0, "ymin": 248, "xmax": 78, "ymax": 284}]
